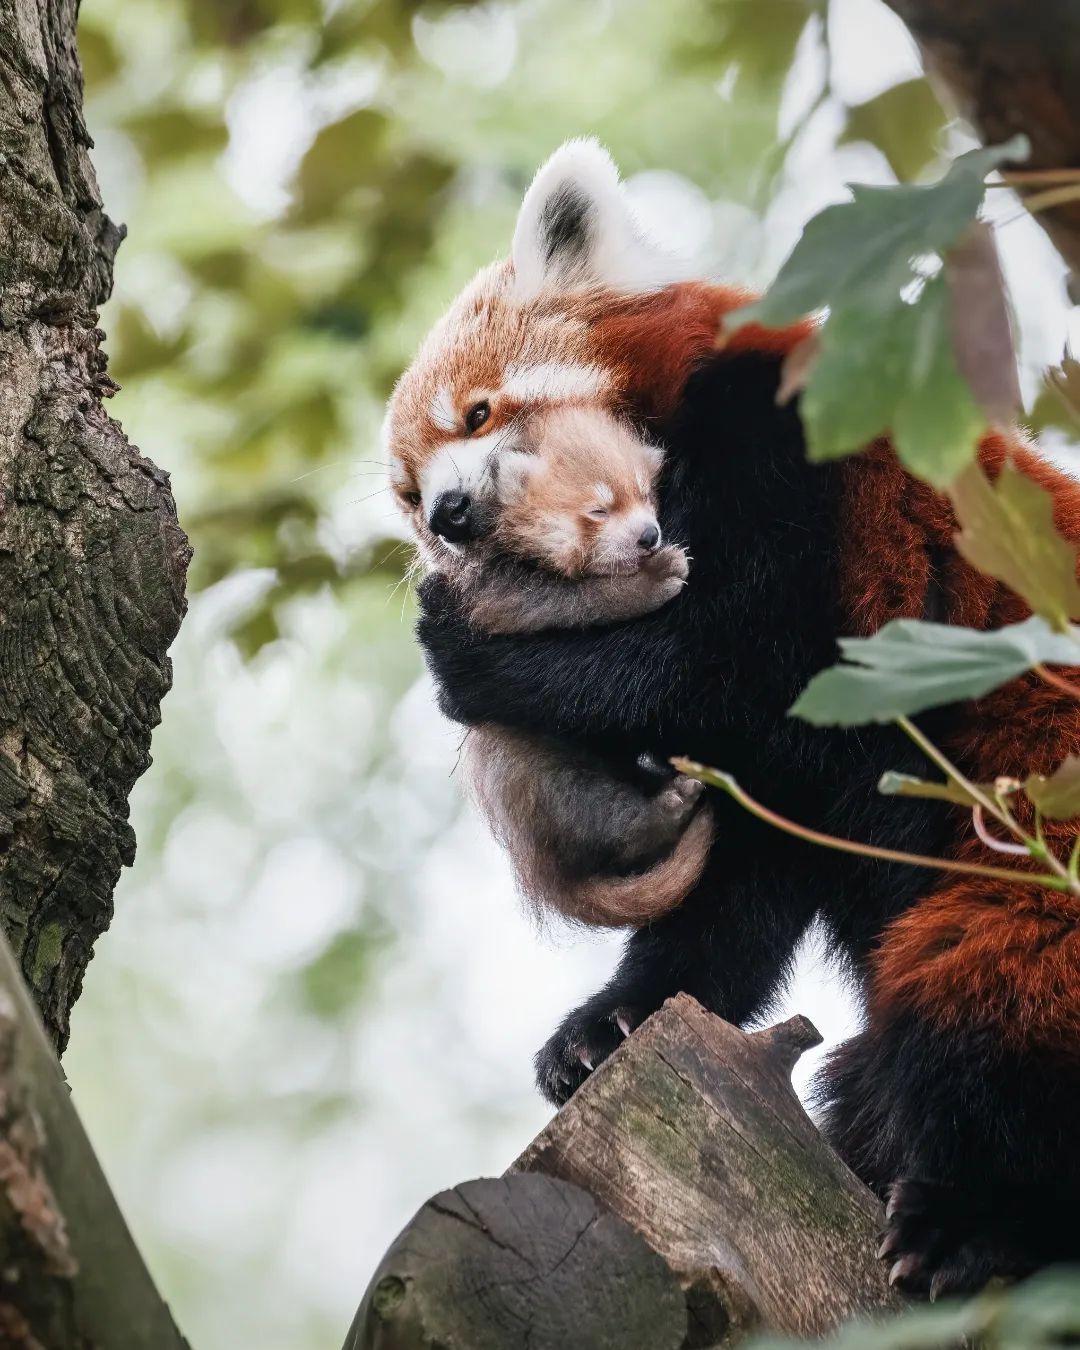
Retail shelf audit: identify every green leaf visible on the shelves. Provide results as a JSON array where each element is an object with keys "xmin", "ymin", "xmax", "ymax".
[
  {"xmin": 740, "ymin": 139, "xmax": 1027, "ymax": 328},
  {"xmin": 1028, "ymin": 356, "xmax": 1080, "ymax": 435},
  {"xmin": 733, "ymin": 137, "xmax": 1027, "ymax": 484},
  {"xmin": 790, "ymin": 616, "xmax": 1080, "ymax": 726},
  {"xmin": 800, "ymin": 275, "xmax": 983, "ymax": 484},
  {"xmin": 878, "ymin": 771, "xmax": 982, "ymax": 806},
  {"xmin": 1025, "ymin": 755, "xmax": 1080, "ymax": 820},
  {"xmin": 687, "ymin": 0, "xmax": 821, "ymax": 83},
  {"xmin": 122, "ymin": 108, "xmax": 229, "ymax": 163},
  {"xmin": 292, "ymin": 109, "xmax": 390, "ymax": 224},
  {"xmin": 839, "ymin": 79, "xmax": 948, "ymax": 183},
  {"xmin": 950, "ymin": 460, "xmax": 1080, "ymax": 631}
]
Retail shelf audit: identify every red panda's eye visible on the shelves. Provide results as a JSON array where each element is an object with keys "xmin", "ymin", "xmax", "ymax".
[
  {"xmin": 586, "ymin": 507, "xmax": 609, "ymax": 520},
  {"xmin": 406, "ymin": 491, "xmax": 421, "ymax": 507},
  {"xmin": 465, "ymin": 400, "xmax": 491, "ymax": 434}
]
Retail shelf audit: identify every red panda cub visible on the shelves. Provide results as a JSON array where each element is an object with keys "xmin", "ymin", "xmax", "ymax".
[
  {"xmin": 396, "ymin": 396, "xmax": 711, "ymax": 927},
  {"xmin": 460, "ymin": 403, "xmax": 689, "ymax": 634},
  {"xmin": 433, "ymin": 400, "xmax": 712, "ymax": 926}
]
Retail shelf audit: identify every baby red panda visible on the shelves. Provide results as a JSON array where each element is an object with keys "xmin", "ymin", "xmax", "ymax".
[
  {"xmin": 390, "ymin": 394, "xmax": 712, "ymax": 925},
  {"xmin": 461, "ymin": 403, "xmax": 689, "ymax": 634}
]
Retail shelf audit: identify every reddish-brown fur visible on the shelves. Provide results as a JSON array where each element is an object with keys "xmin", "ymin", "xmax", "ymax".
[
  {"xmin": 835, "ymin": 433, "xmax": 1080, "ymax": 1054},
  {"xmin": 397, "ymin": 266, "xmax": 1080, "ymax": 1004},
  {"xmin": 585, "ymin": 283, "xmax": 1080, "ymax": 1051}
]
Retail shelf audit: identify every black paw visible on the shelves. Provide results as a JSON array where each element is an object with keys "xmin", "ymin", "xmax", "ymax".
[
  {"xmin": 878, "ymin": 1178, "xmax": 1033, "ymax": 1300},
  {"xmin": 534, "ymin": 1001, "xmax": 644, "ymax": 1106}
]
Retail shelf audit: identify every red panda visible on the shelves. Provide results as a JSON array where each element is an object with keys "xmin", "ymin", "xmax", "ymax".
[
  {"xmin": 455, "ymin": 403, "xmax": 691, "ymax": 635},
  {"xmin": 387, "ymin": 139, "xmax": 1080, "ymax": 1297}
]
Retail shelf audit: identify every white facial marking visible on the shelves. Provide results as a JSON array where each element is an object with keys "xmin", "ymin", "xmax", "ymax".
[
  {"xmin": 420, "ymin": 438, "xmax": 494, "ymax": 512},
  {"xmin": 429, "ymin": 387, "xmax": 458, "ymax": 432},
  {"xmin": 593, "ymin": 483, "xmax": 615, "ymax": 508},
  {"xmin": 502, "ymin": 361, "xmax": 608, "ymax": 404}
]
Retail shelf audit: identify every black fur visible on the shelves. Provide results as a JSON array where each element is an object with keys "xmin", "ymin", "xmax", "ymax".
[
  {"xmin": 416, "ymin": 348, "xmax": 1080, "ymax": 1294},
  {"xmin": 539, "ymin": 184, "xmax": 591, "ymax": 269}
]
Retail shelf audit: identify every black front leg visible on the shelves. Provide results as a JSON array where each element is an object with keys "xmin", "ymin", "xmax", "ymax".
[
  {"xmin": 417, "ymin": 573, "xmax": 705, "ymax": 742},
  {"xmin": 535, "ymin": 837, "xmax": 820, "ymax": 1104}
]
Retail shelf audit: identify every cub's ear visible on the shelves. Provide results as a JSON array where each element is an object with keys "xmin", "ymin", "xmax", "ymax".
[
  {"xmin": 495, "ymin": 449, "xmax": 542, "ymax": 501},
  {"xmin": 511, "ymin": 138, "xmax": 682, "ymax": 299},
  {"xmin": 643, "ymin": 443, "xmax": 665, "ymax": 473}
]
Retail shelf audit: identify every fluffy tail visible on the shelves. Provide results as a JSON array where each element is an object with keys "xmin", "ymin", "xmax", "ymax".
[{"xmin": 532, "ymin": 806, "xmax": 712, "ymax": 926}]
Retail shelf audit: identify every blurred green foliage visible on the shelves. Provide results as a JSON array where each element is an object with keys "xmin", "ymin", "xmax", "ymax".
[
  {"xmin": 753, "ymin": 1266, "xmax": 1080, "ymax": 1348},
  {"xmin": 81, "ymin": 0, "xmax": 961, "ymax": 654}
]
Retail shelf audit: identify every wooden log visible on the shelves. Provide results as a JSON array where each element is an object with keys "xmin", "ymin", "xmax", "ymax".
[
  {"xmin": 514, "ymin": 996, "xmax": 903, "ymax": 1343},
  {"xmin": 347, "ymin": 997, "xmax": 902, "ymax": 1348},
  {"xmin": 343, "ymin": 1173, "xmax": 688, "ymax": 1350}
]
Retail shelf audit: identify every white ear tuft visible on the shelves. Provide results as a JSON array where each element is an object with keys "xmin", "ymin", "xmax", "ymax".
[{"xmin": 511, "ymin": 138, "xmax": 683, "ymax": 299}]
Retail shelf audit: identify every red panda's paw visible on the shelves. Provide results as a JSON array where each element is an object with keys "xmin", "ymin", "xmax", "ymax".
[
  {"xmin": 639, "ymin": 544, "xmax": 689, "ymax": 607},
  {"xmin": 641, "ymin": 543, "xmax": 689, "ymax": 584},
  {"xmin": 534, "ymin": 1002, "xmax": 645, "ymax": 1107},
  {"xmin": 878, "ymin": 1178, "xmax": 1033, "ymax": 1300}
]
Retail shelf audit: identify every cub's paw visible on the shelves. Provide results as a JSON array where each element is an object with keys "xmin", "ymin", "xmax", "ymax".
[
  {"xmin": 654, "ymin": 774, "xmax": 705, "ymax": 832},
  {"xmin": 535, "ymin": 1001, "xmax": 645, "ymax": 1106},
  {"xmin": 878, "ymin": 1178, "xmax": 1032, "ymax": 1300},
  {"xmin": 641, "ymin": 544, "xmax": 689, "ymax": 594}
]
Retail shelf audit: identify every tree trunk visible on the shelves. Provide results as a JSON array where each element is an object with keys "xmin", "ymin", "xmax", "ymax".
[
  {"xmin": 0, "ymin": 0, "xmax": 190, "ymax": 1047},
  {"xmin": 882, "ymin": 0, "xmax": 1080, "ymax": 278},
  {"xmin": 348, "ymin": 998, "xmax": 903, "ymax": 1349},
  {"xmin": 0, "ymin": 928, "xmax": 190, "ymax": 1348}
]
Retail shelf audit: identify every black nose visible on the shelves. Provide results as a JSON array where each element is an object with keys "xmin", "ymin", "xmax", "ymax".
[
  {"xmin": 430, "ymin": 491, "xmax": 474, "ymax": 542},
  {"xmin": 637, "ymin": 524, "xmax": 660, "ymax": 553}
]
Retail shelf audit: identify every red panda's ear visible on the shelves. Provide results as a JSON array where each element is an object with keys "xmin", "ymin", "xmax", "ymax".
[
  {"xmin": 643, "ymin": 443, "xmax": 665, "ymax": 474},
  {"xmin": 511, "ymin": 139, "xmax": 683, "ymax": 300}
]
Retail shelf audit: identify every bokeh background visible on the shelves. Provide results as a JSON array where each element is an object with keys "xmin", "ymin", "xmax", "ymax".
[{"xmin": 63, "ymin": 2, "xmax": 1080, "ymax": 1347}]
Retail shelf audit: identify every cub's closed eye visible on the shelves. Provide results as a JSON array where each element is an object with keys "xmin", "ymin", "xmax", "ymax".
[
  {"xmin": 586, "ymin": 507, "xmax": 609, "ymax": 520},
  {"xmin": 465, "ymin": 400, "xmax": 491, "ymax": 434}
]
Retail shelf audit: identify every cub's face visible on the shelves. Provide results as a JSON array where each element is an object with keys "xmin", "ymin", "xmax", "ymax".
[
  {"xmin": 383, "ymin": 138, "xmax": 683, "ymax": 568},
  {"xmin": 495, "ymin": 405, "xmax": 665, "ymax": 578}
]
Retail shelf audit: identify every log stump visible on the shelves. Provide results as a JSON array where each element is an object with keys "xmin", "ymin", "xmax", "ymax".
[{"xmin": 347, "ymin": 997, "xmax": 903, "ymax": 1348}]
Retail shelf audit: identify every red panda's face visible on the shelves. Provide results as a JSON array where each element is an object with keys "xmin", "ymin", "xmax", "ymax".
[
  {"xmin": 383, "ymin": 139, "xmax": 686, "ymax": 567},
  {"xmin": 494, "ymin": 405, "xmax": 665, "ymax": 578}
]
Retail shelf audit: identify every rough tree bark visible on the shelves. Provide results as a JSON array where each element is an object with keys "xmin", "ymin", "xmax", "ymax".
[
  {"xmin": 349, "ymin": 999, "xmax": 902, "ymax": 1349},
  {"xmin": 883, "ymin": 0, "xmax": 1080, "ymax": 277},
  {"xmin": 0, "ymin": 0, "xmax": 189, "ymax": 1047},
  {"xmin": 0, "ymin": 932, "xmax": 189, "ymax": 1347}
]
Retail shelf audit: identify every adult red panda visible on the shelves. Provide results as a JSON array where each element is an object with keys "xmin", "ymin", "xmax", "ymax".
[{"xmin": 388, "ymin": 139, "xmax": 1080, "ymax": 1297}]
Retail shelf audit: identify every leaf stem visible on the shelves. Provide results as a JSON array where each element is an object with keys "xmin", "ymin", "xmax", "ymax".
[
  {"xmin": 896, "ymin": 716, "xmax": 1022, "ymax": 839},
  {"xmin": 671, "ymin": 759, "xmax": 1071, "ymax": 893},
  {"xmin": 972, "ymin": 805, "xmax": 1029, "ymax": 856},
  {"xmin": 1034, "ymin": 663, "xmax": 1080, "ymax": 700},
  {"xmin": 1069, "ymin": 833, "xmax": 1080, "ymax": 883},
  {"xmin": 997, "ymin": 169, "xmax": 1080, "ymax": 186},
  {"xmin": 1021, "ymin": 184, "xmax": 1080, "ymax": 213}
]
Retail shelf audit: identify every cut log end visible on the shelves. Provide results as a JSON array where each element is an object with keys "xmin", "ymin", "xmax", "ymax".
[
  {"xmin": 349, "ymin": 999, "xmax": 903, "ymax": 1349},
  {"xmin": 344, "ymin": 1174, "xmax": 687, "ymax": 1350}
]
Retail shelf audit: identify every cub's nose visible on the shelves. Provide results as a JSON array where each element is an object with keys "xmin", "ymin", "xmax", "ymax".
[
  {"xmin": 429, "ymin": 490, "xmax": 474, "ymax": 542},
  {"xmin": 637, "ymin": 523, "xmax": 661, "ymax": 554}
]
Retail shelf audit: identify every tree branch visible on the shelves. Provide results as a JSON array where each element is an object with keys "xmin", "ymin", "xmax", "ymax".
[
  {"xmin": 348, "ymin": 999, "xmax": 904, "ymax": 1347},
  {"xmin": 0, "ymin": 930, "xmax": 190, "ymax": 1347},
  {"xmin": 882, "ymin": 0, "xmax": 1080, "ymax": 278}
]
